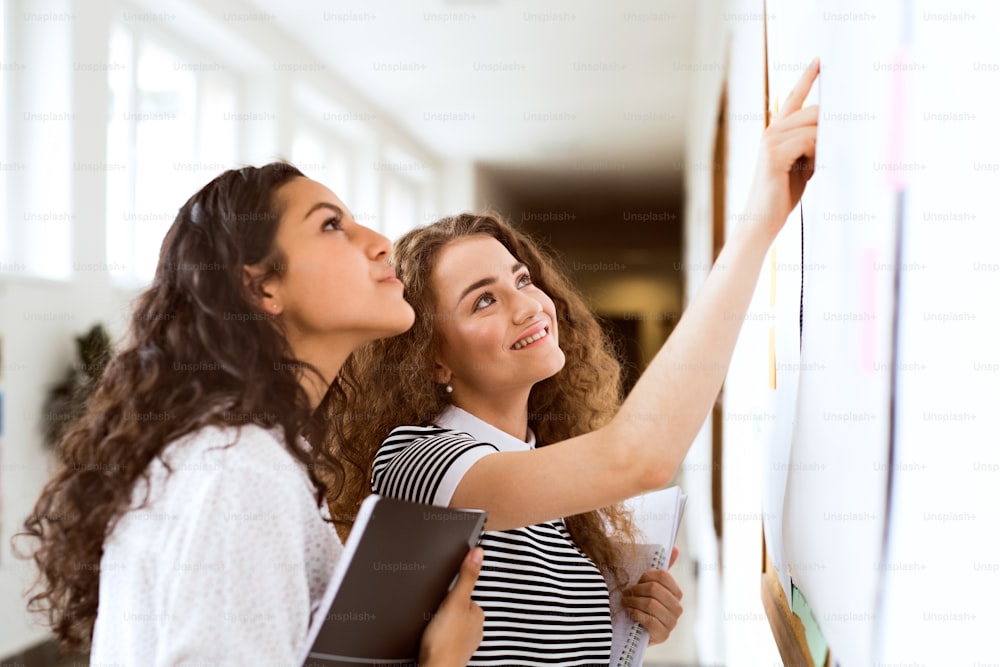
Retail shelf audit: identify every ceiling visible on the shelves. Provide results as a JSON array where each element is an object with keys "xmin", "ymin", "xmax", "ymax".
[
  {"xmin": 158, "ymin": 0, "xmax": 692, "ymax": 282},
  {"xmin": 240, "ymin": 0, "xmax": 696, "ymax": 168},
  {"xmin": 229, "ymin": 0, "xmax": 694, "ymax": 281}
]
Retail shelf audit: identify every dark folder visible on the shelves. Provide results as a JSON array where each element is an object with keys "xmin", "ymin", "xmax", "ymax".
[{"xmin": 300, "ymin": 494, "xmax": 487, "ymax": 666}]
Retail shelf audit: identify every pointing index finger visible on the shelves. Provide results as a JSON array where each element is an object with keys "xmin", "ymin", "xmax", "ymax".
[{"xmin": 777, "ymin": 58, "xmax": 820, "ymax": 121}]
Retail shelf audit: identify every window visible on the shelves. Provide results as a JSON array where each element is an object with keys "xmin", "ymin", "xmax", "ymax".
[
  {"xmin": 101, "ymin": 19, "xmax": 442, "ymax": 282},
  {"xmin": 5, "ymin": 5, "xmax": 73, "ymax": 280},
  {"xmin": 382, "ymin": 174, "xmax": 421, "ymax": 241},
  {"xmin": 106, "ymin": 24, "xmax": 237, "ymax": 285},
  {"xmin": 291, "ymin": 125, "xmax": 353, "ymax": 206},
  {"xmin": 105, "ymin": 24, "xmax": 135, "ymax": 282},
  {"xmin": 0, "ymin": 4, "xmax": 8, "ymax": 270},
  {"xmin": 198, "ymin": 73, "xmax": 238, "ymax": 174},
  {"xmin": 380, "ymin": 145, "xmax": 432, "ymax": 241},
  {"xmin": 290, "ymin": 83, "xmax": 360, "ymax": 220}
]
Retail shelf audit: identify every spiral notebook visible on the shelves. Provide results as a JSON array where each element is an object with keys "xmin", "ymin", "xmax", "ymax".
[
  {"xmin": 610, "ymin": 486, "xmax": 688, "ymax": 667},
  {"xmin": 300, "ymin": 495, "xmax": 487, "ymax": 666}
]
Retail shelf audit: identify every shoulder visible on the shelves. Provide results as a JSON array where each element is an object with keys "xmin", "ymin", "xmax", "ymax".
[
  {"xmin": 381, "ymin": 424, "xmax": 469, "ymax": 449},
  {"xmin": 143, "ymin": 424, "xmax": 316, "ymax": 511},
  {"xmin": 374, "ymin": 424, "xmax": 493, "ymax": 465},
  {"xmin": 166, "ymin": 422, "xmax": 285, "ymax": 455},
  {"xmin": 100, "ymin": 427, "xmax": 338, "ymax": 666},
  {"xmin": 371, "ymin": 424, "xmax": 501, "ymax": 505},
  {"xmin": 164, "ymin": 423, "xmax": 307, "ymax": 477},
  {"xmin": 110, "ymin": 423, "xmax": 330, "ymax": 570}
]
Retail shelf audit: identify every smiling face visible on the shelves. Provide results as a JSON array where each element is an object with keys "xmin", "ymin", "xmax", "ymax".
[
  {"xmin": 257, "ymin": 177, "xmax": 415, "ymax": 377},
  {"xmin": 430, "ymin": 235, "xmax": 566, "ymax": 409}
]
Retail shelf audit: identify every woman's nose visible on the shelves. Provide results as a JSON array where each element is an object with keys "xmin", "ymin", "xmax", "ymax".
[{"xmin": 511, "ymin": 289, "xmax": 543, "ymax": 323}]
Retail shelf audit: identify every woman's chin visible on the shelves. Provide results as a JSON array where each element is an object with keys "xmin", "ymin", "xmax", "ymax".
[
  {"xmin": 351, "ymin": 306, "xmax": 416, "ymax": 347},
  {"xmin": 534, "ymin": 351, "xmax": 567, "ymax": 384},
  {"xmin": 398, "ymin": 303, "xmax": 417, "ymax": 331},
  {"xmin": 383, "ymin": 305, "xmax": 417, "ymax": 338}
]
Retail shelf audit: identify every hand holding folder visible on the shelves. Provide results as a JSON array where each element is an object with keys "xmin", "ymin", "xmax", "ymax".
[{"xmin": 301, "ymin": 495, "xmax": 487, "ymax": 666}]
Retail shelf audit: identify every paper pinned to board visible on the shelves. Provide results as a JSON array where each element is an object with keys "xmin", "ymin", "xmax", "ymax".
[
  {"xmin": 760, "ymin": 0, "xmax": 819, "ymax": 606},
  {"xmin": 781, "ymin": 3, "xmax": 904, "ymax": 664}
]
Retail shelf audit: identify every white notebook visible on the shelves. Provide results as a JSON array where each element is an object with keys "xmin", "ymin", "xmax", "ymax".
[{"xmin": 610, "ymin": 486, "xmax": 688, "ymax": 667}]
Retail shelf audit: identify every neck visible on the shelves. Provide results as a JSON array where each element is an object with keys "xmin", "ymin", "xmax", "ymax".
[
  {"xmin": 452, "ymin": 388, "xmax": 532, "ymax": 442},
  {"xmin": 287, "ymin": 334, "xmax": 355, "ymax": 412}
]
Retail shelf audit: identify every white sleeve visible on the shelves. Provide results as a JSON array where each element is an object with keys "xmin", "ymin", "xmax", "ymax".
[
  {"xmin": 432, "ymin": 447, "xmax": 497, "ymax": 506},
  {"xmin": 154, "ymin": 463, "xmax": 317, "ymax": 666},
  {"xmin": 371, "ymin": 433, "xmax": 499, "ymax": 507}
]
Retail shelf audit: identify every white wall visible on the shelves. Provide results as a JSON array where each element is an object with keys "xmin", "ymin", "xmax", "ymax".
[
  {"xmin": 681, "ymin": 0, "xmax": 794, "ymax": 664},
  {"xmin": 680, "ymin": 0, "xmax": 729, "ymax": 663}
]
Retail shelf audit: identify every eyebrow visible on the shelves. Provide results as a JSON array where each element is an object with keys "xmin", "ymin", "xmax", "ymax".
[
  {"xmin": 303, "ymin": 201, "xmax": 344, "ymax": 221},
  {"xmin": 457, "ymin": 261, "xmax": 526, "ymax": 304}
]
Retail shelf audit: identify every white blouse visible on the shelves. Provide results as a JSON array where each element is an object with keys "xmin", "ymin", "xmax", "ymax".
[{"xmin": 90, "ymin": 424, "xmax": 342, "ymax": 666}]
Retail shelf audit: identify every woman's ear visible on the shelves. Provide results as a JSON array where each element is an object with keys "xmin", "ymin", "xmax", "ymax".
[
  {"xmin": 432, "ymin": 360, "xmax": 452, "ymax": 386},
  {"xmin": 243, "ymin": 264, "xmax": 282, "ymax": 315}
]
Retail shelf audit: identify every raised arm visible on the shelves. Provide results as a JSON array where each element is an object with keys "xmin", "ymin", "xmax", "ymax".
[{"xmin": 452, "ymin": 60, "xmax": 820, "ymax": 530}]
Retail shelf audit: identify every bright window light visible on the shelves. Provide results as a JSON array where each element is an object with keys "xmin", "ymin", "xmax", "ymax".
[
  {"xmin": 107, "ymin": 27, "xmax": 237, "ymax": 286},
  {"xmin": 382, "ymin": 174, "xmax": 421, "ymax": 242}
]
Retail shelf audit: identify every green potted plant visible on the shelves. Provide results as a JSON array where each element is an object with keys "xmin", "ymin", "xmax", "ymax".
[{"xmin": 42, "ymin": 323, "xmax": 112, "ymax": 450}]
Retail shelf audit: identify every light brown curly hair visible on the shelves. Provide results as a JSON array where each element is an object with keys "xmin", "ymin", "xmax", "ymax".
[{"xmin": 331, "ymin": 211, "xmax": 636, "ymax": 584}]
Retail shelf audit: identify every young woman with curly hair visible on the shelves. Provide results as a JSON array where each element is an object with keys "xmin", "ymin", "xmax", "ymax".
[
  {"xmin": 332, "ymin": 62, "xmax": 820, "ymax": 664},
  {"xmin": 17, "ymin": 163, "xmax": 483, "ymax": 666}
]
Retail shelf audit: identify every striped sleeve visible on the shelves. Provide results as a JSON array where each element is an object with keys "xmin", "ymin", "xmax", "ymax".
[{"xmin": 371, "ymin": 426, "xmax": 499, "ymax": 506}]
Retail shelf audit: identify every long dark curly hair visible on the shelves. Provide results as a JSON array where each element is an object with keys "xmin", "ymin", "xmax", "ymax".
[
  {"xmin": 332, "ymin": 212, "xmax": 636, "ymax": 584},
  {"xmin": 16, "ymin": 163, "xmax": 346, "ymax": 651}
]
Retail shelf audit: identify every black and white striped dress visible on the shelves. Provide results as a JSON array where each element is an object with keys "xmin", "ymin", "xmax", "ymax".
[{"xmin": 371, "ymin": 406, "xmax": 613, "ymax": 666}]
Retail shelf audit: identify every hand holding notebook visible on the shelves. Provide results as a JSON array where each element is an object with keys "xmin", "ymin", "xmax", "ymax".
[{"xmin": 610, "ymin": 486, "xmax": 688, "ymax": 667}]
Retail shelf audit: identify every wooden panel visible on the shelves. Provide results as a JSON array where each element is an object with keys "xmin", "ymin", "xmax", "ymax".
[
  {"xmin": 761, "ymin": 545, "xmax": 831, "ymax": 667},
  {"xmin": 710, "ymin": 80, "xmax": 728, "ymax": 546}
]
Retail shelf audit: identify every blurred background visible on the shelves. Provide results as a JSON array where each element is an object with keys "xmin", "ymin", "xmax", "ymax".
[
  {"xmin": 2, "ymin": 0, "xmax": 997, "ymax": 666},
  {"xmin": 1, "ymin": 1, "xmax": 696, "ymax": 663}
]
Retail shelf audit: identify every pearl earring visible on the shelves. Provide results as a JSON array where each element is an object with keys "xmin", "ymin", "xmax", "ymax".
[{"xmin": 445, "ymin": 384, "xmax": 453, "ymax": 394}]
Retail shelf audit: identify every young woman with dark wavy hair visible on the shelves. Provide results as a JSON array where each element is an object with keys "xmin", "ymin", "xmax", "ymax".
[
  {"xmin": 17, "ymin": 163, "xmax": 483, "ymax": 666},
  {"xmin": 332, "ymin": 62, "xmax": 820, "ymax": 664}
]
